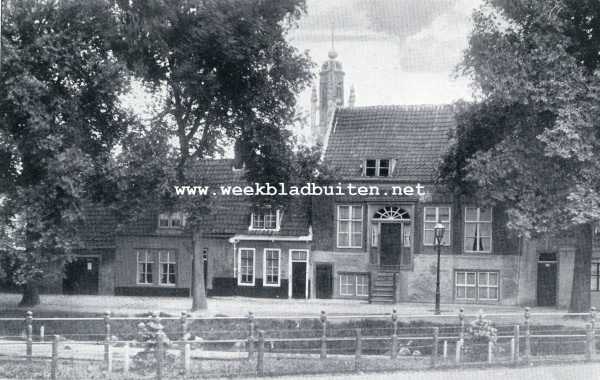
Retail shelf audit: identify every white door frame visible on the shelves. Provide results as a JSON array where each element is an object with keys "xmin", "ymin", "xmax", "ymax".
[{"xmin": 288, "ymin": 249, "xmax": 310, "ymax": 299}]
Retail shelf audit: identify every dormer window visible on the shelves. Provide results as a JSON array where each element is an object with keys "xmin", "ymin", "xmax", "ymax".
[
  {"xmin": 365, "ymin": 159, "xmax": 391, "ymax": 177},
  {"xmin": 158, "ymin": 212, "xmax": 185, "ymax": 229},
  {"xmin": 250, "ymin": 208, "xmax": 281, "ymax": 231}
]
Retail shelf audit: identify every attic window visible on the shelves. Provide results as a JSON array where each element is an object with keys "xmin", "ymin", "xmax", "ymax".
[
  {"xmin": 250, "ymin": 209, "xmax": 280, "ymax": 231},
  {"xmin": 158, "ymin": 212, "xmax": 185, "ymax": 229},
  {"xmin": 365, "ymin": 159, "xmax": 390, "ymax": 177}
]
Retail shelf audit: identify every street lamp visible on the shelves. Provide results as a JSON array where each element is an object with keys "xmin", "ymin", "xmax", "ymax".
[{"xmin": 434, "ymin": 222, "xmax": 445, "ymax": 315}]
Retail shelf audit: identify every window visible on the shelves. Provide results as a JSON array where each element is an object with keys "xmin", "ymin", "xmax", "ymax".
[
  {"xmin": 238, "ymin": 248, "xmax": 255, "ymax": 286},
  {"xmin": 592, "ymin": 260, "xmax": 600, "ymax": 291},
  {"xmin": 263, "ymin": 249, "xmax": 281, "ymax": 287},
  {"xmin": 455, "ymin": 271, "xmax": 499, "ymax": 302},
  {"xmin": 337, "ymin": 205, "xmax": 363, "ymax": 248},
  {"xmin": 424, "ymin": 207, "xmax": 451, "ymax": 246},
  {"xmin": 250, "ymin": 209, "xmax": 280, "ymax": 231},
  {"xmin": 339, "ymin": 273, "xmax": 369, "ymax": 297},
  {"xmin": 158, "ymin": 212, "xmax": 185, "ymax": 229},
  {"xmin": 137, "ymin": 251, "xmax": 154, "ymax": 284},
  {"xmin": 464, "ymin": 207, "xmax": 492, "ymax": 253},
  {"xmin": 365, "ymin": 159, "xmax": 391, "ymax": 177},
  {"xmin": 159, "ymin": 251, "xmax": 176, "ymax": 285}
]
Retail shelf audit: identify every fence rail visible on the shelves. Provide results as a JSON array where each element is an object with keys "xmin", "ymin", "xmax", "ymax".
[{"xmin": 0, "ymin": 307, "xmax": 598, "ymax": 379}]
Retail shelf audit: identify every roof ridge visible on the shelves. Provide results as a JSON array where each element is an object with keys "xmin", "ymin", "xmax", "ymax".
[{"xmin": 340, "ymin": 104, "xmax": 454, "ymax": 112}]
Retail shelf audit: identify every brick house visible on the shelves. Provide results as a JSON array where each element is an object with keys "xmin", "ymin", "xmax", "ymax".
[{"xmin": 20, "ymin": 47, "xmax": 600, "ymax": 308}]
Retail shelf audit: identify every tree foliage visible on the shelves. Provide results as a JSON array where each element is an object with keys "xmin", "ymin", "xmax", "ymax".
[
  {"xmin": 0, "ymin": 0, "xmax": 133, "ymax": 305},
  {"xmin": 440, "ymin": 0, "xmax": 600, "ymax": 311}
]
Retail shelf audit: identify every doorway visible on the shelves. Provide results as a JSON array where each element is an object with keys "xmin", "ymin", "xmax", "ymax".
[
  {"xmin": 63, "ymin": 257, "xmax": 99, "ymax": 295},
  {"xmin": 380, "ymin": 223, "xmax": 402, "ymax": 266},
  {"xmin": 315, "ymin": 263, "xmax": 333, "ymax": 299},
  {"xmin": 290, "ymin": 249, "xmax": 309, "ymax": 299},
  {"xmin": 537, "ymin": 253, "xmax": 557, "ymax": 307}
]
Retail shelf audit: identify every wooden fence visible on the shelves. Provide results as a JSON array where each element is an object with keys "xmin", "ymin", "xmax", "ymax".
[{"xmin": 0, "ymin": 307, "xmax": 599, "ymax": 379}]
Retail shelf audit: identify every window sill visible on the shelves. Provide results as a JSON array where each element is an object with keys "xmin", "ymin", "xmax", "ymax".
[{"xmin": 237, "ymin": 282, "xmax": 255, "ymax": 287}]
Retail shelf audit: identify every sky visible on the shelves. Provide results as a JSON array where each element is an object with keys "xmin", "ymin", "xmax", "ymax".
[{"xmin": 289, "ymin": 0, "xmax": 482, "ymax": 113}]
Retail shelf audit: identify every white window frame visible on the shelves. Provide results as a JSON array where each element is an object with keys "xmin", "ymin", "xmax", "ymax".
[
  {"xmin": 455, "ymin": 270, "xmax": 499, "ymax": 302},
  {"xmin": 263, "ymin": 248, "xmax": 281, "ymax": 287},
  {"xmin": 464, "ymin": 207, "xmax": 492, "ymax": 253},
  {"xmin": 237, "ymin": 248, "xmax": 255, "ymax": 286},
  {"xmin": 423, "ymin": 206, "xmax": 452, "ymax": 246},
  {"xmin": 159, "ymin": 250, "xmax": 176, "ymax": 286},
  {"xmin": 364, "ymin": 159, "xmax": 392, "ymax": 177},
  {"xmin": 337, "ymin": 205, "xmax": 363, "ymax": 248},
  {"xmin": 249, "ymin": 209, "xmax": 281, "ymax": 231},
  {"xmin": 136, "ymin": 250, "xmax": 154, "ymax": 285},
  {"xmin": 158, "ymin": 212, "xmax": 185, "ymax": 229},
  {"xmin": 356, "ymin": 275, "xmax": 369, "ymax": 296},
  {"xmin": 339, "ymin": 274, "xmax": 355, "ymax": 296},
  {"xmin": 477, "ymin": 272, "xmax": 499, "ymax": 301}
]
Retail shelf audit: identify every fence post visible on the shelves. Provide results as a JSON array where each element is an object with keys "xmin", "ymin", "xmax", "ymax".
[
  {"xmin": 443, "ymin": 340, "xmax": 448, "ymax": 360},
  {"xmin": 391, "ymin": 309, "xmax": 398, "ymax": 359},
  {"xmin": 354, "ymin": 329, "xmax": 362, "ymax": 372},
  {"xmin": 586, "ymin": 323, "xmax": 593, "ymax": 362},
  {"xmin": 392, "ymin": 273, "xmax": 399, "ymax": 304},
  {"xmin": 513, "ymin": 324, "xmax": 520, "ymax": 363},
  {"xmin": 487, "ymin": 341, "xmax": 493, "ymax": 364},
  {"xmin": 104, "ymin": 311, "xmax": 111, "ymax": 366},
  {"xmin": 524, "ymin": 307, "xmax": 531, "ymax": 364},
  {"xmin": 320, "ymin": 311, "xmax": 327, "ymax": 359},
  {"xmin": 107, "ymin": 340, "xmax": 113, "ymax": 374},
  {"xmin": 431, "ymin": 327, "xmax": 439, "ymax": 368},
  {"xmin": 455, "ymin": 339, "xmax": 461, "ymax": 364},
  {"xmin": 123, "ymin": 342, "xmax": 130, "ymax": 375},
  {"xmin": 591, "ymin": 307, "xmax": 597, "ymax": 359},
  {"xmin": 51, "ymin": 335, "xmax": 59, "ymax": 380},
  {"xmin": 247, "ymin": 312, "xmax": 255, "ymax": 358},
  {"xmin": 257, "ymin": 330, "xmax": 265, "ymax": 377},
  {"xmin": 181, "ymin": 311, "xmax": 189, "ymax": 340},
  {"xmin": 156, "ymin": 333, "xmax": 164, "ymax": 380},
  {"xmin": 458, "ymin": 307, "xmax": 465, "ymax": 341},
  {"xmin": 183, "ymin": 342, "xmax": 191, "ymax": 377},
  {"xmin": 25, "ymin": 311, "xmax": 33, "ymax": 361}
]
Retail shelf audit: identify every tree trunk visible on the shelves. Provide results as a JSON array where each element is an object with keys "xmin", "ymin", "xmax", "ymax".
[
  {"xmin": 569, "ymin": 223, "xmax": 592, "ymax": 312},
  {"xmin": 19, "ymin": 282, "xmax": 40, "ymax": 307},
  {"xmin": 191, "ymin": 236, "xmax": 207, "ymax": 311}
]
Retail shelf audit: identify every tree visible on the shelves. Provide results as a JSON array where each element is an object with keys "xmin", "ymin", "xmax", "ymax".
[
  {"xmin": 440, "ymin": 0, "xmax": 600, "ymax": 311},
  {"xmin": 115, "ymin": 0, "xmax": 313, "ymax": 311},
  {"xmin": 0, "ymin": 0, "xmax": 133, "ymax": 306}
]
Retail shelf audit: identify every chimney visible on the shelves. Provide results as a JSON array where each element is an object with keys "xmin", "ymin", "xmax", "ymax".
[
  {"xmin": 348, "ymin": 85, "xmax": 356, "ymax": 107},
  {"xmin": 233, "ymin": 139, "xmax": 244, "ymax": 170}
]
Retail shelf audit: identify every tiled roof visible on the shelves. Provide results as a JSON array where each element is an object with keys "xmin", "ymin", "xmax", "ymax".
[
  {"xmin": 78, "ymin": 159, "xmax": 310, "ymax": 242},
  {"xmin": 194, "ymin": 160, "xmax": 310, "ymax": 237},
  {"xmin": 324, "ymin": 105, "xmax": 456, "ymax": 181}
]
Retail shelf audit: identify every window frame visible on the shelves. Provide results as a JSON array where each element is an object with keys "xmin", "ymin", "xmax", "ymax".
[
  {"xmin": 263, "ymin": 248, "xmax": 281, "ymax": 287},
  {"xmin": 249, "ymin": 209, "xmax": 281, "ymax": 231},
  {"xmin": 364, "ymin": 159, "xmax": 391, "ymax": 177},
  {"xmin": 136, "ymin": 250, "xmax": 154, "ymax": 285},
  {"xmin": 338, "ymin": 272, "xmax": 370, "ymax": 297},
  {"xmin": 158, "ymin": 212, "xmax": 185, "ymax": 229},
  {"xmin": 336, "ymin": 205, "xmax": 363, "ymax": 248},
  {"xmin": 463, "ymin": 207, "xmax": 493, "ymax": 253},
  {"xmin": 158, "ymin": 250, "xmax": 176, "ymax": 286},
  {"xmin": 423, "ymin": 206, "xmax": 452, "ymax": 246},
  {"xmin": 592, "ymin": 260, "xmax": 600, "ymax": 292},
  {"xmin": 455, "ymin": 270, "xmax": 499, "ymax": 302},
  {"xmin": 237, "ymin": 248, "xmax": 256, "ymax": 286}
]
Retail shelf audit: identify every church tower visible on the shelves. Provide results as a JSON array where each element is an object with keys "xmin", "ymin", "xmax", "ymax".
[{"xmin": 314, "ymin": 39, "xmax": 344, "ymax": 144}]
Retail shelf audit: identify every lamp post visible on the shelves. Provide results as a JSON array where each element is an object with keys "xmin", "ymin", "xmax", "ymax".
[{"xmin": 434, "ymin": 223, "xmax": 445, "ymax": 315}]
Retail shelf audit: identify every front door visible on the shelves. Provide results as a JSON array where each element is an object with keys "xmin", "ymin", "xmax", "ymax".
[
  {"xmin": 315, "ymin": 263, "xmax": 333, "ymax": 299},
  {"xmin": 380, "ymin": 223, "xmax": 402, "ymax": 266},
  {"xmin": 63, "ymin": 257, "xmax": 99, "ymax": 295},
  {"xmin": 537, "ymin": 261, "xmax": 557, "ymax": 306},
  {"xmin": 292, "ymin": 262, "xmax": 307, "ymax": 298}
]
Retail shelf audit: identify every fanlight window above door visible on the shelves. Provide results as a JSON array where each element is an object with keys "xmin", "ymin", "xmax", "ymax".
[{"xmin": 373, "ymin": 207, "xmax": 410, "ymax": 221}]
